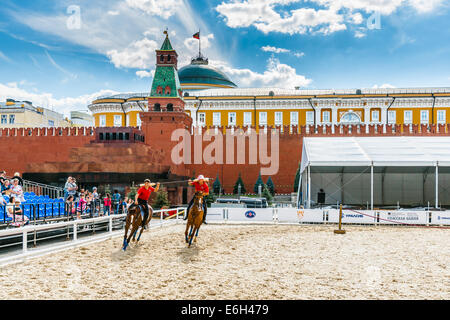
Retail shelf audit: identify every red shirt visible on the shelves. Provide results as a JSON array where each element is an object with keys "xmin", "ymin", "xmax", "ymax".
[
  {"xmin": 137, "ymin": 186, "xmax": 155, "ymax": 201},
  {"xmin": 193, "ymin": 181, "xmax": 209, "ymax": 193}
]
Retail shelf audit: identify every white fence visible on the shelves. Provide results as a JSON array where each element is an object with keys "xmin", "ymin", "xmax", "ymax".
[
  {"xmin": 0, "ymin": 207, "xmax": 186, "ymax": 266},
  {"xmin": 206, "ymin": 207, "xmax": 450, "ymax": 226}
]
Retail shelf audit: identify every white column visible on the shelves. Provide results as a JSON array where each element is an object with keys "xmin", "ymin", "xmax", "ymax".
[
  {"xmin": 371, "ymin": 163, "xmax": 374, "ymax": 211},
  {"xmin": 364, "ymin": 107, "xmax": 371, "ymax": 125},
  {"xmin": 331, "ymin": 108, "xmax": 337, "ymax": 134},
  {"xmin": 308, "ymin": 164, "xmax": 311, "ymax": 209},
  {"xmin": 315, "ymin": 107, "xmax": 321, "ymax": 127},
  {"xmin": 381, "ymin": 107, "xmax": 387, "ymax": 124},
  {"xmin": 436, "ymin": 162, "xmax": 439, "ymax": 208}
]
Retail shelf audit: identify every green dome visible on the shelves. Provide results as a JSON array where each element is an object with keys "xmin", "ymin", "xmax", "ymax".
[{"xmin": 178, "ymin": 63, "xmax": 237, "ymax": 89}]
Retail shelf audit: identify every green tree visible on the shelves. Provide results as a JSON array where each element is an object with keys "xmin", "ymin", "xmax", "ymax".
[
  {"xmin": 262, "ymin": 184, "xmax": 273, "ymax": 205},
  {"xmin": 213, "ymin": 174, "xmax": 222, "ymax": 194},
  {"xmin": 254, "ymin": 172, "xmax": 264, "ymax": 194},
  {"xmin": 127, "ymin": 182, "xmax": 137, "ymax": 199},
  {"xmin": 152, "ymin": 189, "xmax": 170, "ymax": 210},
  {"xmin": 266, "ymin": 177, "xmax": 275, "ymax": 196},
  {"xmin": 233, "ymin": 173, "xmax": 246, "ymax": 194},
  {"xmin": 104, "ymin": 184, "xmax": 111, "ymax": 196},
  {"xmin": 293, "ymin": 163, "xmax": 301, "ymax": 193}
]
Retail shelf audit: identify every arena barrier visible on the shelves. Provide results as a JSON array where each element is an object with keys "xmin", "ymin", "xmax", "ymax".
[
  {"xmin": 206, "ymin": 207, "xmax": 450, "ymax": 226},
  {"xmin": 0, "ymin": 207, "xmax": 186, "ymax": 266}
]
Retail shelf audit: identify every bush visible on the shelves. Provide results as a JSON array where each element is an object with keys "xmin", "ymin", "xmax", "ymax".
[
  {"xmin": 262, "ymin": 184, "xmax": 273, "ymax": 205},
  {"xmin": 293, "ymin": 163, "xmax": 301, "ymax": 193}
]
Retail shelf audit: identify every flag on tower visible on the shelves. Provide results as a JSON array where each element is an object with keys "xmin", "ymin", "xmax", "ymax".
[{"xmin": 193, "ymin": 31, "xmax": 200, "ymax": 39}]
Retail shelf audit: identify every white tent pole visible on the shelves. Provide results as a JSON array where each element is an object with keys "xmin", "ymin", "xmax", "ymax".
[
  {"xmin": 371, "ymin": 163, "xmax": 374, "ymax": 211},
  {"xmin": 308, "ymin": 164, "xmax": 311, "ymax": 209},
  {"xmin": 435, "ymin": 161, "xmax": 439, "ymax": 209}
]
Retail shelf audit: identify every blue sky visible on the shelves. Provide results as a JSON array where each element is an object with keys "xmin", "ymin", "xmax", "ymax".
[{"xmin": 0, "ymin": 0, "xmax": 450, "ymax": 115}]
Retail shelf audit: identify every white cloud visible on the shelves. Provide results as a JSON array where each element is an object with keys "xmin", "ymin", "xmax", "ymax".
[
  {"xmin": 216, "ymin": 0, "xmax": 445, "ymax": 35},
  {"xmin": 372, "ymin": 83, "xmax": 396, "ymax": 88},
  {"xmin": 184, "ymin": 33, "xmax": 214, "ymax": 52},
  {"xmin": 0, "ymin": 50, "xmax": 12, "ymax": 63},
  {"xmin": 136, "ymin": 70, "xmax": 154, "ymax": 78},
  {"xmin": 261, "ymin": 46, "xmax": 290, "ymax": 53},
  {"xmin": 125, "ymin": 0, "xmax": 183, "ymax": 19},
  {"xmin": 293, "ymin": 52, "xmax": 305, "ymax": 58},
  {"xmin": 0, "ymin": 82, "xmax": 118, "ymax": 117},
  {"xmin": 212, "ymin": 57, "xmax": 312, "ymax": 88},
  {"xmin": 107, "ymin": 10, "xmax": 120, "ymax": 16},
  {"xmin": 107, "ymin": 38, "xmax": 159, "ymax": 69}
]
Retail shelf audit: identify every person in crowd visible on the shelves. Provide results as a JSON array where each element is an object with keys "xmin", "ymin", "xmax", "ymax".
[
  {"xmin": 13, "ymin": 172, "xmax": 24, "ymax": 187},
  {"xmin": 6, "ymin": 196, "xmax": 29, "ymax": 227},
  {"xmin": 64, "ymin": 177, "xmax": 78, "ymax": 201},
  {"xmin": 65, "ymin": 195, "xmax": 76, "ymax": 217},
  {"xmin": 1, "ymin": 179, "xmax": 12, "ymax": 196},
  {"xmin": 122, "ymin": 197, "xmax": 128, "ymax": 214},
  {"xmin": 10, "ymin": 178, "xmax": 25, "ymax": 203},
  {"xmin": 92, "ymin": 187, "xmax": 99, "ymax": 215},
  {"xmin": 76, "ymin": 193, "xmax": 87, "ymax": 220},
  {"xmin": 112, "ymin": 190, "xmax": 121, "ymax": 215},
  {"xmin": 0, "ymin": 171, "xmax": 6, "ymax": 185},
  {"xmin": 185, "ymin": 175, "xmax": 209, "ymax": 224},
  {"xmin": 103, "ymin": 193, "xmax": 111, "ymax": 216}
]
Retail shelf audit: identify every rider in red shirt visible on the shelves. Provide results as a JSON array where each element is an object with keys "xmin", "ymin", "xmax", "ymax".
[
  {"xmin": 185, "ymin": 175, "xmax": 209, "ymax": 224},
  {"xmin": 135, "ymin": 179, "xmax": 160, "ymax": 227}
]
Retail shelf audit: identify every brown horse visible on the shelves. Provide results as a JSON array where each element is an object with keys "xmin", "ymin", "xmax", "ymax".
[
  {"xmin": 123, "ymin": 203, "xmax": 152, "ymax": 251},
  {"xmin": 185, "ymin": 191, "xmax": 204, "ymax": 247}
]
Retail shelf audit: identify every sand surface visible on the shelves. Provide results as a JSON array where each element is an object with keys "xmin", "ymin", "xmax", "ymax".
[{"xmin": 0, "ymin": 224, "xmax": 448, "ymax": 300}]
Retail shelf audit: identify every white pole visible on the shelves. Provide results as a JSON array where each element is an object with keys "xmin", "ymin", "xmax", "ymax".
[
  {"xmin": 435, "ymin": 162, "xmax": 439, "ymax": 209},
  {"xmin": 371, "ymin": 163, "xmax": 374, "ymax": 211},
  {"xmin": 109, "ymin": 215, "xmax": 113, "ymax": 234},
  {"xmin": 307, "ymin": 164, "xmax": 311, "ymax": 209},
  {"xmin": 23, "ymin": 230, "xmax": 27, "ymax": 254},
  {"xmin": 73, "ymin": 222, "xmax": 77, "ymax": 241},
  {"xmin": 160, "ymin": 210, "xmax": 163, "ymax": 227}
]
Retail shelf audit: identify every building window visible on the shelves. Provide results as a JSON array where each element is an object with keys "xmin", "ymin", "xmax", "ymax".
[
  {"xmin": 388, "ymin": 110, "xmax": 396, "ymax": 124},
  {"xmin": 259, "ymin": 112, "xmax": 267, "ymax": 125},
  {"xmin": 420, "ymin": 110, "xmax": 429, "ymax": 124},
  {"xmin": 9, "ymin": 115, "xmax": 15, "ymax": 124},
  {"xmin": 404, "ymin": 110, "xmax": 412, "ymax": 124},
  {"xmin": 437, "ymin": 110, "xmax": 446, "ymax": 124},
  {"xmin": 244, "ymin": 112, "xmax": 252, "ymax": 126},
  {"xmin": 371, "ymin": 110, "xmax": 380, "ymax": 123},
  {"xmin": 213, "ymin": 112, "xmax": 221, "ymax": 126},
  {"xmin": 306, "ymin": 111, "xmax": 314, "ymax": 125},
  {"xmin": 228, "ymin": 112, "xmax": 236, "ymax": 126},
  {"xmin": 290, "ymin": 112, "xmax": 298, "ymax": 125},
  {"xmin": 114, "ymin": 115, "xmax": 122, "ymax": 127},
  {"xmin": 1, "ymin": 115, "xmax": 7, "ymax": 124},
  {"xmin": 99, "ymin": 115, "xmax": 106, "ymax": 127},
  {"xmin": 323, "ymin": 111, "xmax": 330, "ymax": 123},
  {"xmin": 136, "ymin": 113, "xmax": 142, "ymax": 126},
  {"xmin": 48, "ymin": 120, "xmax": 55, "ymax": 127},
  {"xmin": 340, "ymin": 112, "xmax": 361, "ymax": 124},
  {"xmin": 274, "ymin": 112, "xmax": 283, "ymax": 125},
  {"xmin": 198, "ymin": 112, "xmax": 205, "ymax": 126}
]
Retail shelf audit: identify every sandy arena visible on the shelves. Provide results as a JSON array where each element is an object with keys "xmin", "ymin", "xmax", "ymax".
[{"xmin": 0, "ymin": 224, "xmax": 448, "ymax": 300}]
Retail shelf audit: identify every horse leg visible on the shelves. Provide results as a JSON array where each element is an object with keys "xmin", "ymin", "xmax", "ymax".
[
  {"xmin": 185, "ymin": 220, "xmax": 191, "ymax": 243},
  {"xmin": 189, "ymin": 226, "xmax": 198, "ymax": 247},
  {"xmin": 126, "ymin": 216, "xmax": 141, "ymax": 250},
  {"xmin": 194, "ymin": 226, "xmax": 200, "ymax": 243},
  {"xmin": 136, "ymin": 215, "xmax": 149, "ymax": 243},
  {"xmin": 123, "ymin": 213, "xmax": 132, "ymax": 249}
]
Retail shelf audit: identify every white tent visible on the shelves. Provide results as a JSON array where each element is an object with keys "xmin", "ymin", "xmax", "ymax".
[{"xmin": 299, "ymin": 137, "xmax": 450, "ymax": 208}]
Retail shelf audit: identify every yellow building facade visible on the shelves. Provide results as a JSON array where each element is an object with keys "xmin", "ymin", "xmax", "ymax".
[{"xmin": 88, "ymin": 88, "xmax": 450, "ymax": 129}]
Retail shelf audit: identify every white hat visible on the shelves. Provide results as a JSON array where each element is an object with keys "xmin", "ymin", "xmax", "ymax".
[{"xmin": 197, "ymin": 175, "xmax": 205, "ymax": 180}]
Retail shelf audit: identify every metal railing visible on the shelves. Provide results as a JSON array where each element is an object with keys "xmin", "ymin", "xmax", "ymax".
[{"xmin": 22, "ymin": 179, "xmax": 64, "ymax": 198}]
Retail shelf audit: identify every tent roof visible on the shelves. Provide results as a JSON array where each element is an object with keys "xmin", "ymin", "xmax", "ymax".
[{"xmin": 300, "ymin": 136, "xmax": 450, "ymax": 174}]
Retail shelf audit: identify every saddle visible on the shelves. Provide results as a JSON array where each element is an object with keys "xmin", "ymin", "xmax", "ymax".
[{"xmin": 129, "ymin": 204, "xmax": 147, "ymax": 220}]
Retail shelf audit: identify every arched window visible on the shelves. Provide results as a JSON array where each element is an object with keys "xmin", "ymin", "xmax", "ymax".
[
  {"xmin": 160, "ymin": 55, "xmax": 164, "ymax": 63},
  {"xmin": 154, "ymin": 103, "xmax": 161, "ymax": 111},
  {"xmin": 167, "ymin": 103, "xmax": 173, "ymax": 112},
  {"xmin": 340, "ymin": 112, "xmax": 361, "ymax": 124},
  {"xmin": 156, "ymin": 86, "xmax": 163, "ymax": 95},
  {"xmin": 167, "ymin": 55, "xmax": 171, "ymax": 62},
  {"xmin": 165, "ymin": 85, "xmax": 171, "ymax": 95}
]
